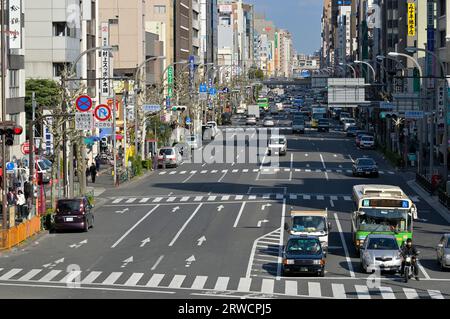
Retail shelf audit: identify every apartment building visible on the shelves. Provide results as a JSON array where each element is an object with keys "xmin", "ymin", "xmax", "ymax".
[{"xmin": 199, "ymin": 0, "xmax": 218, "ymax": 66}]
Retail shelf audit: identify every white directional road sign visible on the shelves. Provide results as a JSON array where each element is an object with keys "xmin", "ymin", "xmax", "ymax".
[{"xmin": 75, "ymin": 112, "xmax": 94, "ymax": 130}]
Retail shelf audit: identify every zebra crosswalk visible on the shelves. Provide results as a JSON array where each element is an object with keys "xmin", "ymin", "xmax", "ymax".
[
  {"xmin": 157, "ymin": 168, "xmax": 397, "ymax": 176},
  {"xmin": 0, "ymin": 267, "xmax": 445, "ymax": 299},
  {"xmin": 107, "ymin": 193, "xmax": 421, "ymax": 205}
]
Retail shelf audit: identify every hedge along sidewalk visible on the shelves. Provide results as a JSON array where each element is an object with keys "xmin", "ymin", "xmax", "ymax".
[{"xmin": 407, "ymin": 179, "xmax": 450, "ymax": 225}]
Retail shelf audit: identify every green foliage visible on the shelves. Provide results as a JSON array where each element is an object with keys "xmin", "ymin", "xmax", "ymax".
[
  {"xmin": 129, "ymin": 156, "xmax": 144, "ymax": 177},
  {"xmin": 379, "ymin": 145, "xmax": 403, "ymax": 167},
  {"xmin": 25, "ymin": 79, "xmax": 62, "ymax": 121},
  {"xmin": 142, "ymin": 159, "xmax": 153, "ymax": 170}
]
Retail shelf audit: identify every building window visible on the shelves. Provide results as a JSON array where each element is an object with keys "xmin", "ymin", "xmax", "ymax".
[
  {"xmin": 53, "ymin": 22, "xmax": 75, "ymax": 37},
  {"xmin": 154, "ymin": 5, "xmax": 166, "ymax": 14},
  {"xmin": 109, "ymin": 18, "xmax": 118, "ymax": 24},
  {"xmin": 53, "ymin": 63, "xmax": 70, "ymax": 77},
  {"xmin": 9, "ymin": 70, "xmax": 19, "ymax": 98}
]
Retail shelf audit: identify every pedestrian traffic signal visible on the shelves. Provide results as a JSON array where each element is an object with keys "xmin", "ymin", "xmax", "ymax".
[{"xmin": 0, "ymin": 123, "xmax": 23, "ymax": 146}]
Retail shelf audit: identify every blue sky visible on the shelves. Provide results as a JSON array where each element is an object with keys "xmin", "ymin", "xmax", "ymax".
[{"xmin": 245, "ymin": 0, "xmax": 322, "ymax": 54}]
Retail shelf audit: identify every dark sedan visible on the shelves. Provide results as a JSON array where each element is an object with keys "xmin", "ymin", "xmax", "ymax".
[
  {"xmin": 352, "ymin": 158, "xmax": 379, "ymax": 177},
  {"xmin": 282, "ymin": 235, "xmax": 326, "ymax": 277},
  {"xmin": 346, "ymin": 126, "xmax": 359, "ymax": 137},
  {"xmin": 54, "ymin": 197, "xmax": 94, "ymax": 232}
]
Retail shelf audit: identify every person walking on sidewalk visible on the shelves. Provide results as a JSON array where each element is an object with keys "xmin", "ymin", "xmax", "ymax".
[
  {"xmin": 95, "ymin": 154, "xmax": 101, "ymax": 172},
  {"xmin": 16, "ymin": 190, "xmax": 26, "ymax": 220},
  {"xmin": 90, "ymin": 163, "xmax": 97, "ymax": 183}
]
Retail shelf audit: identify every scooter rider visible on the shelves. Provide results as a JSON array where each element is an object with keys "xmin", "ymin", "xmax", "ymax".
[{"xmin": 400, "ymin": 238, "xmax": 419, "ymax": 281}]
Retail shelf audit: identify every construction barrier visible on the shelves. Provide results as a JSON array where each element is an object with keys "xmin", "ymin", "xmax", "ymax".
[{"xmin": 0, "ymin": 216, "xmax": 41, "ymax": 250}]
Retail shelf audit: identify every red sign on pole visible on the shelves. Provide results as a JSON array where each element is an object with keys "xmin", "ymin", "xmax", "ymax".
[
  {"xmin": 75, "ymin": 95, "xmax": 93, "ymax": 112},
  {"xmin": 21, "ymin": 141, "xmax": 36, "ymax": 155},
  {"xmin": 94, "ymin": 104, "xmax": 112, "ymax": 122}
]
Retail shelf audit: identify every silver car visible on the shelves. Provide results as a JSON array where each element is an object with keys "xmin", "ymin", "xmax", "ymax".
[
  {"xmin": 360, "ymin": 234, "xmax": 402, "ymax": 273},
  {"xmin": 436, "ymin": 233, "xmax": 450, "ymax": 270}
]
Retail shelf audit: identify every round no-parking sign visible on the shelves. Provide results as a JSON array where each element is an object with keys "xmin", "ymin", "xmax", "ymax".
[
  {"xmin": 94, "ymin": 104, "xmax": 112, "ymax": 122},
  {"xmin": 75, "ymin": 95, "xmax": 93, "ymax": 112}
]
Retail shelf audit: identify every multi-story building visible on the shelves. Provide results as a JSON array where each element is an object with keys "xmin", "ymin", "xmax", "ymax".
[
  {"xmin": 253, "ymin": 12, "xmax": 276, "ymax": 77},
  {"xmin": 199, "ymin": 0, "xmax": 218, "ymax": 66},
  {"xmin": 1, "ymin": 0, "xmax": 26, "ymax": 160}
]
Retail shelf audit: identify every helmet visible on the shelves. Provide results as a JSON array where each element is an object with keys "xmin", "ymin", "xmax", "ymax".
[{"xmin": 406, "ymin": 238, "xmax": 412, "ymax": 243}]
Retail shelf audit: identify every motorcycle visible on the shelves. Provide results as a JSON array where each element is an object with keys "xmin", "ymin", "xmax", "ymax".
[{"xmin": 402, "ymin": 252, "xmax": 419, "ymax": 283}]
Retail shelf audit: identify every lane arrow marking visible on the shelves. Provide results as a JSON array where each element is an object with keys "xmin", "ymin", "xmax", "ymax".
[
  {"xmin": 217, "ymin": 205, "xmax": 224, "ymax": 212},
  {"xmin": 185, "ymin": 255, "xmax": 196, "ymax": 268},
  {"xmin": 121, "ymin": 256, "xmax": 133, "ymax": 268},
  {"xmin": 257, "ymin": 220, "xmax": 269, "ymax": 228},
  {"xmin": 172, "ymin": 206, "xmax": 180, "ymax": 213},
  {"xmin": 197, "ymin": 236, "xmax": 206, "ymax": 246},
  {"xmin": 140, "ymin": 238, "xmax": 151, "ymax": 248}
]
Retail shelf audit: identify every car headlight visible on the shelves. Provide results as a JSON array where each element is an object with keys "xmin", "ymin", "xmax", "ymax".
[
  {"xmin": 313, "ymin": 260, "xmax": 321, "ymax": 265},
  {"xmin": 286, "ymin": 259, "xmax": 294, "ymax": 265}
]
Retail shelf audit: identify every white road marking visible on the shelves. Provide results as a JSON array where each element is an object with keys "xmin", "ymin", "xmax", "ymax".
[
  {"xmin": 211, "ymin": 170, "xmax": 218, "ymax": 173},
  {"xmin": 168, "ymin": 275, "xmax": 186, "ymax": 288},
  {"xmin": 100, "ymin": 272, "xmax": 122, "ymax": 285},
  {"xmin": 201, "ymin": 170, "xmax": 207, "ymax": 174},
  {"xmin": 253, "ymin": 169, "xmax": 259, "ymax": 172},
  {"xmin": 284, "ymin": 281, "xmax": 298, "ymax": 296},
  {"xmin": 0, "ymin": 269, "xmax": 22, "ymax": 280},
  {"xmin": 159, "ymin": 172, "xmax": 166, "ymax": 175},
  {"xmin": 191, "ymin": 276, "xmax": 208, "ymax": 290},
  {"xmin": 417, "ymin": 261, "xmax": 431, "ymax": 279},
  {"xmin": 355, "ymin": 285, "xmax": 371, "ymax": 299},
  {"xmin": 235, "ymin": 195, "xmax": 243, "ymax": 200},
  {"xmin": 166, "ymin": 197, "xmax": 176, "ymax": 202},
  {"xmin": 17, "ymin": 269, "xmax": 42, "ymax": 281},
  {"xmin": 276, "ymin": 198, "xmax": 287, "ymax": 280},
  {"xmin": 38, "ymin": 270, "xmax": 61, "ymax": 282},
  {"xmin": 125, "ymin": 198, "xmax": 136, "ymax": 203},
  {"xmin": 60, "ymin": 271, "xmax": 82, "ymax": 283},
  {"xmin": 179, "ymin": 171, "xmax": 187, "ymax": 175},
  {"xmin": 232, "ymin": 169, "xmax": 239, "ymax": 173},
  {"xmin": 428, "ymin": 290, "xmax": 444, "ymax": 299},
  {"xmin": 308, "ymin": 282, "xmax": 322, "ymax": 298},
  {"xmin": 349, "ymin": 154, "xmax": 354, "ymax": 162},
  {"xmin": 169, "ymin": 171, "xmax": 177, "ymax": 175},
  {"xmin": 214, "ymin": 277, "xmax": 230, "ymax": 291},
  {"xmin": 124, "ymin": 273, "xmax": 144, "ymax": 286},
  {"xmin": 330, "ymin": 196, "xmax": 338, "ymax": 201},
  {"xmin": 317, "ymin": 195, "xmax": 325, "ymax": 200},
  {"xmin": 139, "ymin": 198, "xmax": 150, "ymax": 203},
  {"xmin": 146, "ymin": 274, "xmax": 165, "ymax": 287},
  {"xmin": 182, "ymin": 173, "xmax": 195, "ymax": 183},
  {"xmin": 153, "ymin": 197, "xmax": 163, "ymax": 203},
  {"xmin": 151, "ymin": 255, "xmax": 164, "ymax": 271},
  {"xmin": 402, "ymin": 288, "xmax": 419, "ymax": 299},
  {"xmin": 180, "ymin": 196, "xmax": 189, "ymax": 202},
  {"xmin": 208, "ymin": 196, "xmax": 217, "ymax": 201},
  {"xmin": 330, "ymin": 200, "xmax": 335, "ymax": 208},
  {"xmin": 343, "ymin": 196, "xmax": 352, "ymax": 201},
  {"xmin": 111, "ymin": 205, "xmax": 160, "ymax": 248},
  {"xmin": 112, "ymin": 198, "xmax": 123, "ymax": 204},
  {"xmin": 169, "ymin": 204, "xmax": 203, "ymax": 247},
  {"xmin": 379, "ymin": 286, "xmax": 395, "ymax": 299},
  {"xmin": 81, "ymin": 271, "xmax": 102, "ymax": 284},
  {"xmin": 290, "ymin": 194, "xmax": 297, "ymax": 200},
  {"xmin": 334, "ymin": 213, "xmax": 355, "ymax": 278},
  {"xmin": 303, "ymin": 195, "xmax": 311, "ymax": 200},
  {"xmin": 233, "ymin": 202, "xmax": 247, "ymax": 228},
  {"xmin": 320, "ymin": 154, "xmax": 326, "ymax": 169},
  {"xmin": 261, "ymin": 279, "xmax": 275, "ymax": 294},
  {"xmin": 218, "ymin": 171, "xmax": 228, "ymax": 183},
  {"xmin": 331, "ymin": 283, "xmax": 346, "ymax": 299},
  {"xmin": 305, "ymin": 169, "xmax": 311, "ymax": 172},
  {"xmin": 237, "ymin": 277, "xmax": 252, "ymax": 292},
  {"xmin": 243, "ymin": 169, "xmax": 249, "ymax": 173},
  {"xmin": 194, "ymin": 196, "xmax": 203, "ymax": 201}
]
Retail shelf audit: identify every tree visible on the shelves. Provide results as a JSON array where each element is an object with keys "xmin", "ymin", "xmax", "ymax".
[{"xmin": 25, "ymin": 79, "xmax": 62, "ymax": 121}]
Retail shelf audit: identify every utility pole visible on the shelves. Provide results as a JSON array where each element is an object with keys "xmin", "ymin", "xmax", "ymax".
[
  {"xmin": 112, "ymin": 90, "xmax": 118, "ymax": 187},
  {"xmin": 123, "ymin": 82, "xmax": 128, "ymax": 179},
  {"xmin": 1, "ymin": 0, "xmax": 7, "ymax": 228}
]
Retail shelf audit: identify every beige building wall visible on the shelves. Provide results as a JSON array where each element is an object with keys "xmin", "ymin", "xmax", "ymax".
[{"xmin": 98, "ymin": 0, "xmax": 146, "ymax": 75}]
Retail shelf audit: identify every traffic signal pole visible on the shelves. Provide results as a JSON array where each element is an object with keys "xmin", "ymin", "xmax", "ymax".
[{"xmin": 1, "ymin": 0, "xmax": 7, "ymax": 229}]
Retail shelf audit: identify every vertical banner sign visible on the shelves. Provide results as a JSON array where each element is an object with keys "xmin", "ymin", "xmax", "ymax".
[
  {"xmin": 407, "ymin": 3, "xmax": 415, "ymax": 37},
  {"xmin": 9, "ymin": 0, "xmax": 22, "ymax": 49},
  {"xmin": 101, "ymin": 22, "xmax": 110, "ymax": 97},
  {"xmin": 189, "ymin": 55, "xmax": 195, "ymax": 95},
  {"xmin": 167, "ymin": 66, "xmax": 173, "ymax": 98},
  {"xmin": 427, "ymin": 0, "xmax": 436, "ymax": 89}
]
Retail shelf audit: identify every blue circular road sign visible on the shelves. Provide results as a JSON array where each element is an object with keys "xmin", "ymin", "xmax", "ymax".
[{"xmin": 76, "ymin": 95, "xmax": 93, "ymax": 112}]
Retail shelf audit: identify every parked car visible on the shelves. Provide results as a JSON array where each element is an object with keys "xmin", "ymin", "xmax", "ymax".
[
  {"xmin": 352, "ymin": 157, "xmax": 379, "ymax": 177},
  {"xmin": 360, "ymin": 234, "xmax": 402, "ymax": 273},
  {"xmin": 157, "ymin": 147, "xmax": 182, "ymax": 168},
  {"xmin": 346, "ymin": 126, "xmax": 359, "ymax": 137},
  {"xmin": 342, "ymin": 118, "xmax": 357, "ymax": 131},
  {"xmin": 355, "ymin": 131, "xmax": 374, "ymax": 147},
  {"xmin": 282, "ymin": 235, "xmax": 326, "ymax": 277},
  {"xmin": 436, "ymin": 233, "xmax": 450, "ymax": 270},
  {"xmin": 359, "ymin": 135, "xmax": 375, "ymax": 149},
  {"xmin": 246, "ymin": 115, "xmax": 257, "ymax": 126},
  {"xmin": 54, "ymin": 197, "xmax": 94, "ymax": 232},
  {"xmin": 263, "ymin": 117, "xmax": 275, "ymax": 127},
  {"xmin": 339, "ymin": 112, "xmax": 351, "ymax": 123},
  {"xmin": 268, "ymin": 135, "xmax": 287, "ymax": 156}
]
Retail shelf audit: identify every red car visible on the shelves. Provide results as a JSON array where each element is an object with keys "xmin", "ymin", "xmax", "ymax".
[{"xmin": 54, "ymin": 197, "xmax": 94, "ymax": 232}]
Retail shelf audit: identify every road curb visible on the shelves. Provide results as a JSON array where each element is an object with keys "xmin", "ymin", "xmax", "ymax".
[{"xmin": 407, "ymin": 179, "xmax": 450, "ymax": 225}]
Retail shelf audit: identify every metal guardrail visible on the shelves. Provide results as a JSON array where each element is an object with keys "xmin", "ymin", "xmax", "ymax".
[
  {"xmin": 438, "ymin": 189, "xmax": 450, "ymax": 209},
  {"xmin": 0, "ymin": 216, "xmax": 41, "ymax": 250},
  {"xmin": 416, "ymin": 173, "xmax": 435, "ymax": 194}
]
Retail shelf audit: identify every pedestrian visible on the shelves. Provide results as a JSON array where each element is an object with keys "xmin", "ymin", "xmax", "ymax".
[
  {"xmin": 16, "ymin": 190, "xmax": 26, "ymax": 220},
  {"xmin": 95, "ymin": 154, "xmax": 101, "ymax": 172},
  {"xmin": 7, "ymin": 187, "xmax": 16, "ymax": 206},
  {"xmin": 24, "ymin": 179, "xmax": 31, "ymax": 201},
  {"xmin": 90, "ymin": 162, "xmax": 97, "ymax": 183}
]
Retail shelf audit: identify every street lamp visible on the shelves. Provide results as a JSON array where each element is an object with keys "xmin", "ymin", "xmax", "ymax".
[
  {"xmin": 388, "ymin": 52, "xmax": 423, "ymax": 86},
  {"xmin": 339, "ymin": 63, "xmax": 356, "ymax": 78},
  {"xmin": 404, "ymin": 47, "xmax": 449, "ymax": 184},
  {"xmin": 354, "ymin": 60, "xmax": 376, "ymax": 82}
]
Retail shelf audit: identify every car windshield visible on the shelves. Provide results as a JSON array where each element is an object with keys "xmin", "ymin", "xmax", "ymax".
[
  {"xmin": 367, "ymin": 238, "xmax": 398, "ymax": 250},
  {"xmin": 358, "ymin": 209, "xmax": 409, "ymax": 232},
  {"xmin": 270, "ymin": 138, "xmax": 285, "ymax": 144},
  {"xmin": 292, "ymin": 216, "xmax": 326, "ymax": 232},
  {"xmin": 57, "ymin": 200, "xmax": 81, "ymax": 214},
  {"xmin": 357, "ymin": 159, "xmax": 375, "ymax": 166},
  {"xmin": 286, "ymin": 238, "xmax": 322, "ymax": 255},
  {"xmin": 362, "ymin": 136, "xmax": 373, "ymax": 141},
  {"xmin": 159, "ymin": 149, "xmax": 174, "ymax": 156}
]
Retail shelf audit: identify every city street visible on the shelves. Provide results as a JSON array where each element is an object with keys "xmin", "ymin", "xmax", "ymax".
[{"xmin": 1, "ymin": 121, "xmax": 449, "ymax": 299}]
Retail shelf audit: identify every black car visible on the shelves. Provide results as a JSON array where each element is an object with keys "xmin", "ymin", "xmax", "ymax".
[
  {"xmin": 352, "ymin": 157, "xmax": 379, "ymax": 177},
  {"xmin": 282, "ymin": 235, "xmax": 326, "ymax": 277},
  {"xmin": 346, "ymin": 126, "xmax": 359, "ymax": 137},
  {"xmin": 54, "ymin": 197, "xmax": 94, "ymax": 232}
]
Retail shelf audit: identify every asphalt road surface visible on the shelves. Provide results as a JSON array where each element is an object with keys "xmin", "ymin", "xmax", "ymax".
[{"xmin": 1, "ymin": 120, "xmax": 449, "ymax": 299}]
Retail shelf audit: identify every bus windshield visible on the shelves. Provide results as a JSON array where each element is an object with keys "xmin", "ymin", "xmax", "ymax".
[{"xmin": 357, "ymin": 208, "xmax": 410, "ymax": 232}]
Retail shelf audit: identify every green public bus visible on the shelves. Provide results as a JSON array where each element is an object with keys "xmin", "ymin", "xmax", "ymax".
[
  {"xmin": 351, "ymin": 184, "xmax": 417, "ymax": 252},
  {"xmin": 257, "ymin": 97, "xmax": 269, "ymax": 109}
]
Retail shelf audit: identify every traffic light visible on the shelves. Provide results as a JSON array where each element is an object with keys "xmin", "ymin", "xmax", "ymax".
[
  {"xmin": 0, "ymin": 123, "xmax": 23, "ymax": 146},
  {"xmin": 172, "ymin": 106, "xmax": 187, "ymax": 112}
]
